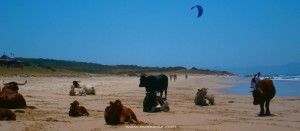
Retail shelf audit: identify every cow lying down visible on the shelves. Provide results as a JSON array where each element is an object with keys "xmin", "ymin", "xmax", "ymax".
[
  {"xmin": 143, "ymin": 91, "xmax": 170, "ymax": 113},
  {"xmin": 68, "ymin": 100, "xmax": 89, "ymax": 117},
  {"xmin": 0, "ymin": 108, "xmax": 16, "ymax": 121},
  {"xmin": 81, "ymin": 85, "xmax": 96, "ymax": 95},
  {"xmin": 194, "ymin": 88, "xmax": 215, "ymax": 106},
  {"xmin": 104, "ymin": 100, "xmax": 142, "ymax": 125},
  {"xmin": 1, "ymin": 80, "xmax": 35, "ymax": 109},
  {"xmin": 69, "ymin": 85, "xmax": 96, "ymax": 96},
  {"xmin": 69, "ymin": 85, "xmax": 86, "ymax": 96}
]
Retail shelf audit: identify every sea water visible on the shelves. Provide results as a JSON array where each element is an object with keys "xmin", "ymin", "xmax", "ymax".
[{"xmin": 224, "ymin": 75, "xmax": 300, "ymax": 96}]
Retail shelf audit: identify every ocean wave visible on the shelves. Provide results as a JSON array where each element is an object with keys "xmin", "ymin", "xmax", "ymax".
[{"xmin": 264, "ymin": 75, "xmax": 300, "ymax": 81}]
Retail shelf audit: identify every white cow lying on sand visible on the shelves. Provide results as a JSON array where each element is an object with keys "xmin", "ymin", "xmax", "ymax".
[
  {"xmin": 69, "ymin": 85, "xmax": 96, "ymax": 96},
  {"xmin": 81, "ymin": 85, "xmax": 96, "ymax": 95}
]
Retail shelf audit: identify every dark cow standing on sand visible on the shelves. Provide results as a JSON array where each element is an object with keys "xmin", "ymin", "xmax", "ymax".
[
  {"xmin": 0, "ymin": 81, "xmax": 28, "ymax": 109},
  {"xmin": 252, "ymin": 79, "xmax": 276, "ymax": 116},
  {"xmin": 139, "ymin": 74, "xmax": 168, "ymax": 99}
]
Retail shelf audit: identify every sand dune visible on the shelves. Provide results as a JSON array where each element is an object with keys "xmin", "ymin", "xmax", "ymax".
[{"xmin": 0, "ymin": 75, "xmax": 299, "ymax": 131}]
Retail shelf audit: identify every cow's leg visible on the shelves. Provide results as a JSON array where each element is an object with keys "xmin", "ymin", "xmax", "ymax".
[
  {"xmin": 265, "ymin": 100, "xmax": 271, "ymax": 116},
  {"xmin": 130, "ymin": 111, "xmax": 141, "ymax": 124},
  {"xmin": 160, "ymin": 91, "xmax": 163, "ymax": 98},
  {"xmin": 119, "ymin": 116, "xmax": 127, "ymax": 124},
  {"xmin": 259, "ymin": 102, "xmax": 265, "ymax": 116},
  {"xmin": 164, "ymin": 90, "xmax": 167, "ymax": 99}
]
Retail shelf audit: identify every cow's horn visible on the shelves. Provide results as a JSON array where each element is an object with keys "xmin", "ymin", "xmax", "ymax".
[{"xmin": 17, "ymin": 80, "xmax": 27, "ymax": 85}]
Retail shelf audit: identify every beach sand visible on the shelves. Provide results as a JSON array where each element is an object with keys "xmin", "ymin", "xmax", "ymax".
[{"xmin": 0, "ymin": 75, "xmax": 299, "ymax": 131}]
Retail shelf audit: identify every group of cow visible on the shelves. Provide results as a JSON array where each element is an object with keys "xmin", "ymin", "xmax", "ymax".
[{"xmin": 0, "ymin": 73, "xmax": 276, "ymax": 124}]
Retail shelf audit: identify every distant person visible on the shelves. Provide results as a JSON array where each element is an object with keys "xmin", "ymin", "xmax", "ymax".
[
  {"xmin": 250, "ymin": 74, "xmax": 257, "ymax": 89},
  {"xmin": 173, "ymin": 74, "xmax": 177, "ymax": 82},
  {"xmin": 185, "ymin": 74, "xmax": 188, "ymax": 79},
  {"xmin": 255, "ymin": 72, "xmax": 261, "ymax": 85}
]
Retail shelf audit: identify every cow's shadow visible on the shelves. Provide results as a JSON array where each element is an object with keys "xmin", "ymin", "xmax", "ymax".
[{"xmin": 257, "ymin": 114, "xmax": 276, "ymax": 117}]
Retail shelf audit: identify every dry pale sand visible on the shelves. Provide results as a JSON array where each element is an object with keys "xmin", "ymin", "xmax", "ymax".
[{"xmin": 0, "ymin": 75, "xmax": 299, "ymax": 131}]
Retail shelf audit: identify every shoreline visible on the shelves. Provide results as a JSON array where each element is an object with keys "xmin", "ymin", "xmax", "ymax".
[
  {"xmin": 0, "ymin": 75, "xmax": 299, "ymax": 131},
  {"xmin": 220, "ymin": 76, "xmax": 300, "ymax": 97}
]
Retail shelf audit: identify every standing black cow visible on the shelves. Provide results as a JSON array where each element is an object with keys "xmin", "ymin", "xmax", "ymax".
[{"xmin": 139, "ymin": 74, "xmax": 168, "ymax": 99}]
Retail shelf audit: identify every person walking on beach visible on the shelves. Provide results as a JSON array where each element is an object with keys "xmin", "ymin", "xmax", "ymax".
[
  {"xmin": 255, "ymin": 72, "xmax": 261, "ymax": 84},
  {"xmin": 250, "ymin": 74, "xmax": 257, "ymax": 89}
]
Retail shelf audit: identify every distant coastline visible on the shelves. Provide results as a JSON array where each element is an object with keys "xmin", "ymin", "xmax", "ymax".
[
  {"xmin": 0, "ymin": 57, "xmax": 234, "ymax": 77},
  {"xmin": 224, "ymin": 63, "xmax": 300, "ymax": 75}
]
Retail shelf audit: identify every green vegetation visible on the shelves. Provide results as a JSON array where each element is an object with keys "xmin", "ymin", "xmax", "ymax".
[{"xmin": 0, "ymin": 57, "xmax": 234, "ymax": 76}]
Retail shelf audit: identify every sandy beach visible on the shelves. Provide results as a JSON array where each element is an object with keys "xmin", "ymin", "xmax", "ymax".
[{"xmin": 0, "ymin": 75, "xmax": 299, "ymax": 131}]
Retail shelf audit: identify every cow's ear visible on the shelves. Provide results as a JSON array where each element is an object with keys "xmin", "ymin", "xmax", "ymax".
[
  {"xmin": 109, "ymin": 101, "xmax": 113, "ymax": 105},
  {"xmin": 116, "ymin": 99, "xmax": 122, "ymax": 104}
]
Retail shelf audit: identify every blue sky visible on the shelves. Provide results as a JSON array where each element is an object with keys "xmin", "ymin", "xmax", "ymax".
[{"xmin": 1, "ymin": 0, "xmax": 300, "ymax": 69}]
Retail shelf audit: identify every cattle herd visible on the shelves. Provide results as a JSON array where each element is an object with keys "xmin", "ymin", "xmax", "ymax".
[{"xmin": 0, "ymin": 74, "xmax": 276, "ymax": 125}]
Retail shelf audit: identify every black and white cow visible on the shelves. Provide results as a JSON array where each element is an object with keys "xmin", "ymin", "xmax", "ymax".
[{"xmin": 143, "ymin": 91, "xmax": 169, "ymax": 113}]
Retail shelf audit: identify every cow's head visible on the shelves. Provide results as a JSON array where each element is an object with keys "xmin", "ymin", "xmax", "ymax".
[
  {"xmin": 70, "ymin": 100, "xmax": 80, "ymax": 108},
  {"xmin": 69, "ymin": 100, "xmax": 80, "ymax": 116},
  {"xmin": 73, "ymin": 80, "xmax": 81, "ymax": 87},
  {"xmin": 251, "ymin": 89, "xmax": 263, "ymax": 105},
  {"xmin": 252, "ymin": 80, "xmax": 267, "ymax": 105},
  {"xmin": 139, "ymin": 74, "xmax": 147, "ymax": 87},
  {"xmin": 3, "ymin": 80, "xmax": 27, "ymax": 92},
  {"xmin": 108, "ymin": 100, "xmax": 123, "ymax": 112},
  {"xmin": 143, "ymin": 92, "xmax": 159, "ymax": 112},
  {"xmin": 145, "ymin": 92, "xmax": 158, "ymax": 102},
  {"xmin": 196, "ymin": 88, "xmax": 208, "ymax": 99}
]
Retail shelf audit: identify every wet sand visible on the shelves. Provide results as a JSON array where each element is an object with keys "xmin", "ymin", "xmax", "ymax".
[{"xmin": 0, "ymin": 75, "xmax": 299, "ymax": 131}]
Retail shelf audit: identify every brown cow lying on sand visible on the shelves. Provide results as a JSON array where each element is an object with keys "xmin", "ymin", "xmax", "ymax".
[
  {"xmin": 252, "ymin": 79, "xmax": 276, "ymax": 116},
  {"xmin": 0, "ymin": 80, "xmax": 35, "ymax": 109},
  {"xmin": 194, "ymin": 88, "xmax": 215, "ymax": 106},
  {"xmin": 104, "ymin": 100, "xmax": 141, "ymax": 125},
  {"xmin": 68, "ymin": 100, "xmax": 89, "ymax": 117},
  {"xmin": 0, "ymin": 108, "xmax": 16, "ymax": 121}
]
